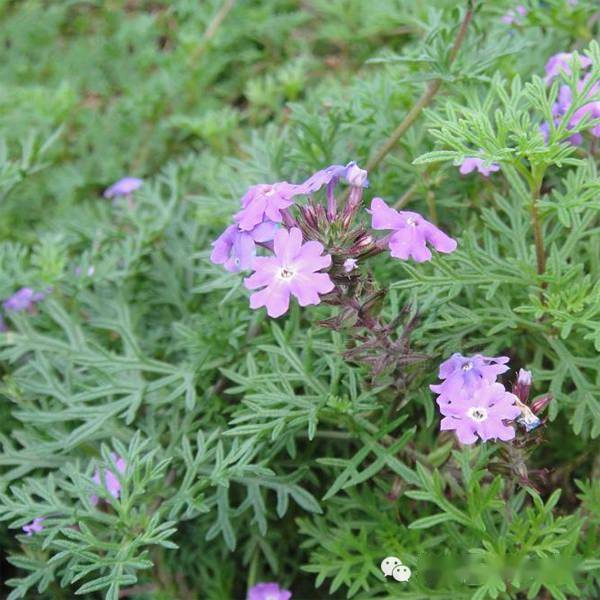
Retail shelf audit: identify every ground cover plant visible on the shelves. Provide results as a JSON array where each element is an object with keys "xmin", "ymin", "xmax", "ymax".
[{"xmin": 0, "ymin": 1, "xmax": 599, "ymax": 598}]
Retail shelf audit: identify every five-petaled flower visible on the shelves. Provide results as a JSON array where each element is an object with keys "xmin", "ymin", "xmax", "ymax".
[
  {"xmin": 211, "ymin": 222, "xmax": 277, "ymax": 272},
  {"xmin": 234, "ymin": 183, "xmax": 299, "ymax": 231},
  {"xmin": 90, "ymin": 454, "xmax": 126, "ymax": 506},
  {"xmin": 459, "ymin": 157, "xmax": 500, "ymax": 177},
  {"xmin": 247, "ymin": 582, "xmax": 292, "ymax": 600},
  {"xmin": 22, "ymin": 517, "xmax": 45, "ymax": 536},
  {"xmin": 430, "ymin": 353, "xmax": 510, "ymax": 405},
  {"xmin": 369, "ymin": 198, "xmax": 457, "ymax": 262},
  {"xmin": 439, "ymin": 382, "xmax": 521, "ymax": 444},
  {"xmin": 103, "ymin": 177, "xmax": 143, "ymax": 198},
  {"xmin": 244, "ymin": 227, "xmax": 334, "ymax": 318}
]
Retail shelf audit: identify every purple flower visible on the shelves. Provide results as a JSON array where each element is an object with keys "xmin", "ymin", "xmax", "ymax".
[
  {"xmin": 296, "ymin": 162, "xmax": 369, "ymax": 195},
  {"xmin": 542, "ymin": 82, "xmax": 599, "ymax": 144},
  {"xmin": 247, "ymin": 582, "xmax": 292, "ymax": 600},
  {"xmin": 90, "ymin": 454, "xmax": 126, "ymax": 506},
  {"xmin": 103, "ymin": 177, "xmax": 143, "ymax": 199},
  {"xmin": 234, "ymin": 183, "xmax": 300, "ymax": 231},
  {"xmin": 211, "ymin": 222, "xmax": 278, "ymax": 272},
  {"xmin": 244, "ymin": 227, "xmax": 334, "ymax": 318},
  {"xmin": 458, "ymin": 157, "xmax": 500, "ymax": 177},
  {"xmin": 343, "ymin": 258, "xmax": 358, "ymax": 273},
  {"xmin": 439, "ymin": 383, "xmax": 521, "ymax": 444},
  {"xmin": 3, "ymin": 287, "xmax": 46, "ymax": 312},
  {"xmin": 501, "ymin": 5, "xmax": 527, "ymax": 25},
  {"xmin": 22, "ymin": 517, "xmax": 45, "ymax": 536},
  {"xmin": 545, "ymin": 52, "xmax": 592, "ymax": 85},
  {"xmin": 430, "ymin": 353, "xmax": 510, "ymax": 404},
  {"xmin": 369, "ymin": 198, "xmax": 457, "ymax": 262}
]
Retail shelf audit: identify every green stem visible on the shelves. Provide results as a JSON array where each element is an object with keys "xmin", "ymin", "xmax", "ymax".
[
  {"xmin": 530, "ymin": 169, "xmax": 546, "ymax": 280},
  {"xmin": 366, "ymin": 1, "xmax": 475, "ymax": 172}
]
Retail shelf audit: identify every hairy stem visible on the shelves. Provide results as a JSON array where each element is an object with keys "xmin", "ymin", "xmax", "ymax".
[
  {"xmin": 530, "ymin": 173, "xmax": 546, "ymax": 279},
  {"xmin": 366, "ymin": 1, "xmax": 475, "ymax": 172}
]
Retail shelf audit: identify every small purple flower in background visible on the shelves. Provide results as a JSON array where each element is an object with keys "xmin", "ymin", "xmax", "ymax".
[
  {"xmin": 369, "ymin": 198, "xmax": 457, "ymax": 263},
  {"xmin": 3, "ymin": 287, "xmax": 47, "ymax": 313},
  {"xmin": 90, "ymin": 454, "xmax": 126, "ymax": 506},
  {"xmin": 343, "ymin": 258, "xmax": 358, "ymax": 273},
  {"xmin": 430, "ymin": 353, "xmax": 510, "ymax": 404},
  {"xmin": 211, "ymin": 222, "xmax": 277, "ymax": 273},
  {"xmin": 439, "ymin": 383, "xmax": 521, "ymax": 444},
  {"xmin": 501, "ymin": 5, "xmax": 527, "ymax": 25},
  {"xmin": 75, "ymin": 265, "xmax": 95, "ymax": 277},
  {"xmin": 247, "ymin": 582, "xmax": 292, "ymax": 600},
  {"xmin": 544, "ymin": 52, "xmax": 592, "ymax": 85},
  {"xmin": 458, "ymin": 157, "xmax": 500, "ymax": 177},
  {"xmin": 244, "ymin": 227, "xmax": 334, "ymax": 318},
  {"xmin": 22, "ymin": 517, "xmax": 45, "ymax": 536},
  {"xmin": 234, "ymin": 183, "xmax": 299, "ymax": 231},
  {"xmin": 103, "ymin": 177, "xmax": 143, "ymax": 199}
]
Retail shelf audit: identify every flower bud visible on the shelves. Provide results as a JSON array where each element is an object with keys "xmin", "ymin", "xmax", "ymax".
[
  {"xmin": 344, "ymin": 162, "xmax": 369, "ymax": 188},
  {"xmin": 531, "ymin": 394, "xmax": 551, "ymax": 415},
  {"xmin": 512, "ymin": 368, "xmax": 532, "ymax": 403}
]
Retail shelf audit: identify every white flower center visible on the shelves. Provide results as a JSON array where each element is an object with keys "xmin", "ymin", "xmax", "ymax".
[
  {"xmin": 406, "ymin": 217, "xmax": 417, "ymax": 227},
  {"xmin": 467, "ymin": 407, "xmax": 488, "ymax": 422},
  {"xmin": 278, "ymin": 266, "xmax": 296, "ymax": 280},
  {"xmin": 462, "ymin": 361, "xmax": 473, "ymax": 372},
  {"xmin": 265, "ymin": 187, "xmax": 276, "ymax": 197}
]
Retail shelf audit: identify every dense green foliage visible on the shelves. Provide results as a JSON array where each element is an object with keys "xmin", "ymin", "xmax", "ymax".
[{"xmin": 0, "ymin": 1, "xmax": 599, "ymax": 599}]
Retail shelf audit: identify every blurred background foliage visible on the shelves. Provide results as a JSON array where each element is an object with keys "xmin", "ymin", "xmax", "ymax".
[{"xmin": 0, "ymin": 0, "xmax": 599, "ymax": 599}]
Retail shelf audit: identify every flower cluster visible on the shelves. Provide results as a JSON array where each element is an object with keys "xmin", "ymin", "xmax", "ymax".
[
  {"xmin": 431, "ymin": 353, "xmax": 520, "ymax": 445},
  {"xmin": 541, "ymin": 51, "xmax": 599, "ymax": 144},
  {"xmin": 247, "ymin": 582, "xmax": 292, "ymax": 600},
  {"xmin": 211, "ymin": 162, "xmax": 457, "ymax": 318}
]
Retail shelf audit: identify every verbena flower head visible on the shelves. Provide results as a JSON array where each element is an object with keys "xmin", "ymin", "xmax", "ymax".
[
  {"xmin": 103, "ymin": 177, "xmax": 143, "ymax": 198},
  {"xmin": 430, "ymin": 352, "xmax": 510, "ymax": 403},
  {"xmin": 244, "ymin": 227, "xmax": 334, "ymax": 318},
  {"xmin": 459, "ymin": 157, "xmax": 500, "ymax": 177},
  {"xmin": 234, "ymin": 182, "xmax": 299, "ymax": 231},
  {"xmin": 544, "ymin": 52, "xmax": 592, "ymax": 85},
  {"xmin": 3, "ymin": 287, "xmax": 46, "ymax": 312},
  {"xmin": 22, "ymin": 517, "xmax": 45, "ymax": 536},
  {"xmin": 90, "ymin": 454, "xmax": 126, "ymax": 506},
  {"xmin": 247, "ymin": 582, "xmax": 292, "ymax": 600},
  {"xmin": 369, "ymin": 198, "xmax": 457, "ymax": 262},
  {"xmin": 439, "ymin": 383, "xmax": 521, "ymax": 444},
  {"xmin": 211, "ymin": 222, "xmax": 277, "ymax": 272}
]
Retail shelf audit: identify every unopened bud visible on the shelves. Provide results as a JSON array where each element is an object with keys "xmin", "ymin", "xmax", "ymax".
[
  {"xmin": 531, "ymin": 394, "xmax": 551, "ymax": 415},
  {"xmin": 518, "ymin": 369, "xmax": 532, "ymax": 386},
  {"xmin": 344, "ymin": 161, "xmax": 369, "ymax": 188},
  {"xmin": 512, "ymin": 368, "xmax": 532, "ymax": 403}
]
